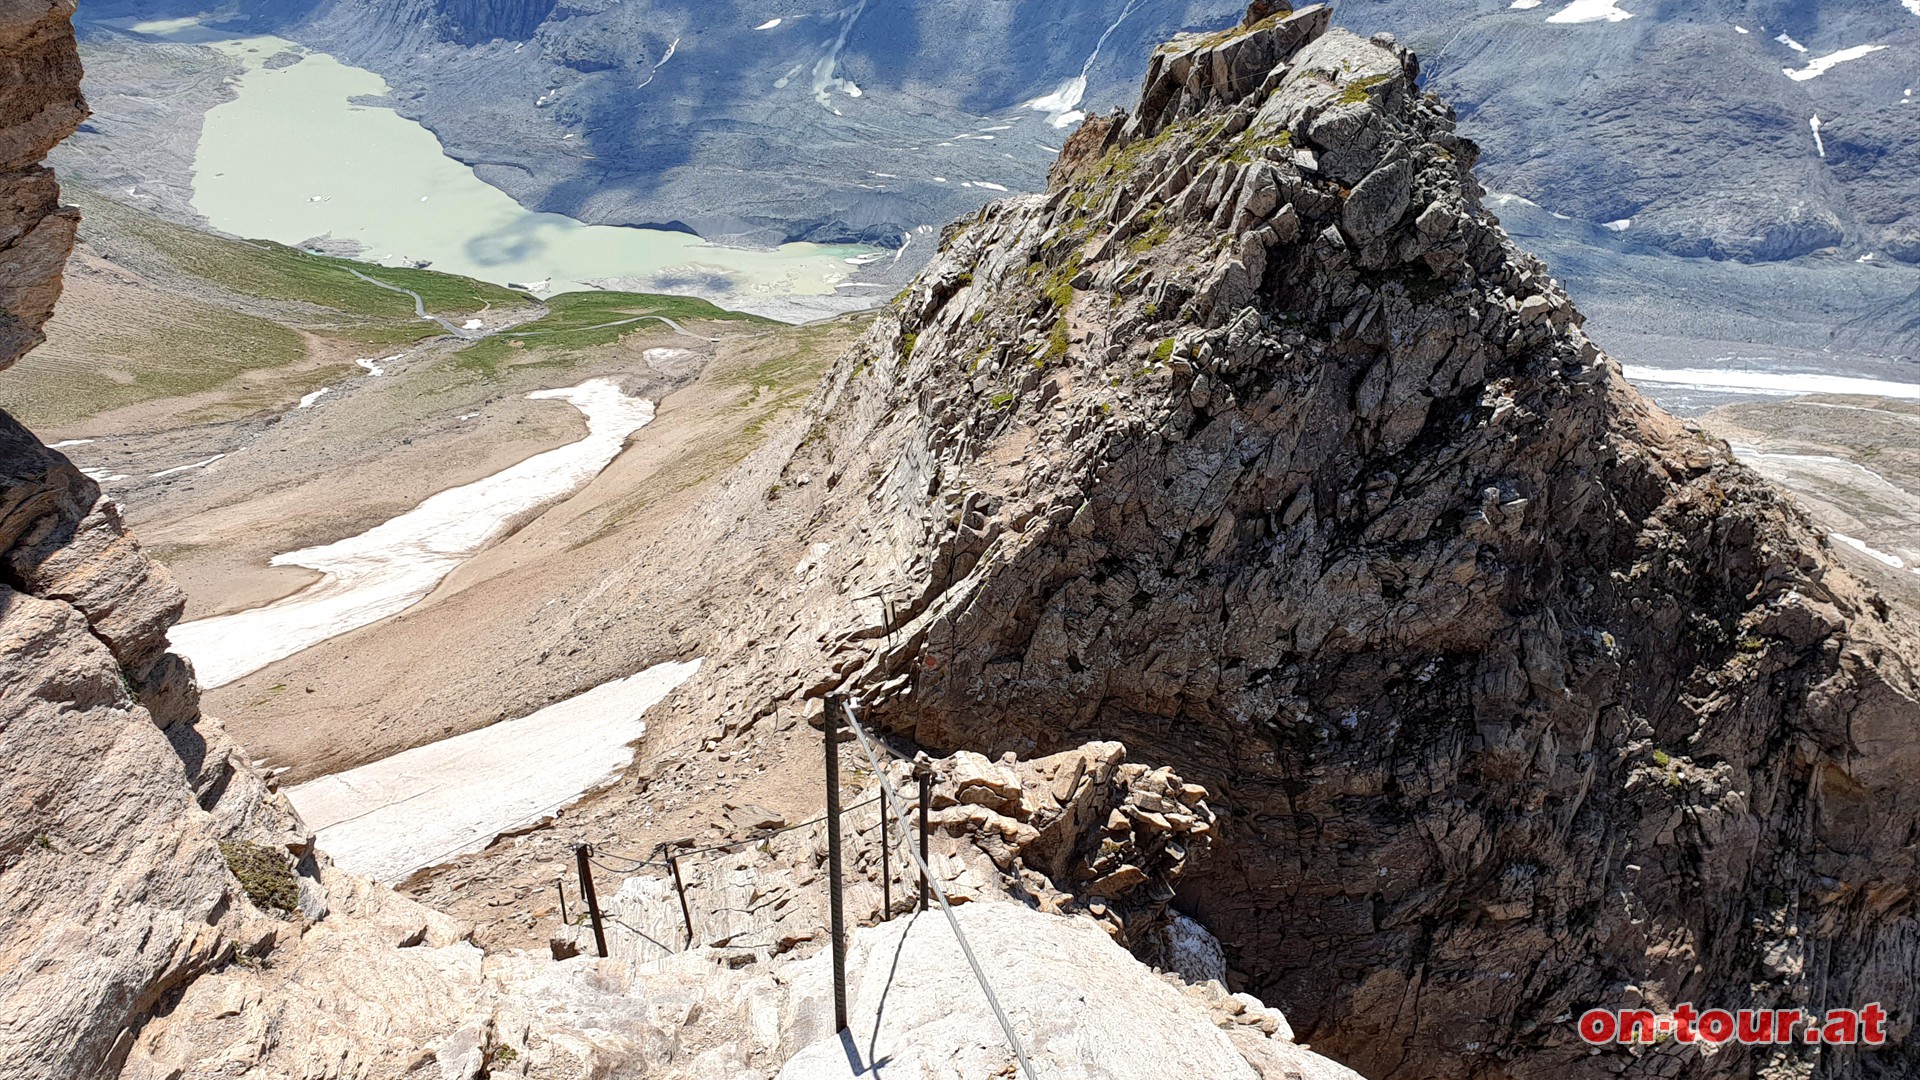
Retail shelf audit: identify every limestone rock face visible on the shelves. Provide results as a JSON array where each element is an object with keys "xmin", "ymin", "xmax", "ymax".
[
  {"xmin": 0, "ymin": 0, "xmax": 84, "ymax": 373},
  {"xmin": 774, "ymin": 901, "xmax": 1363, "ymax": 1080},
  {"xmin": 0, "ymin": 6, "xmax": 490, "ymax": 1077},
  {"xmin": 0, "ymin": 5, "xmax": 253, "ymax": 1074},
  {"xmin": 667, "ymin": 13, "xmax": 1920, "ymax": 1080}
]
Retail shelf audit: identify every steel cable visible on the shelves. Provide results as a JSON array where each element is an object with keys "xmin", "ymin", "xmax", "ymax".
[{"xmin": 840, "ymin": 697, "xmax": 1041, "ymax": 1080}]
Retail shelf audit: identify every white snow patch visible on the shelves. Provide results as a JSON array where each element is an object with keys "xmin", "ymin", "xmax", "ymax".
[
  {"xmin": 169, "ymin": 379, "xmax": 654, "ymax": 688},
  {"xmin": 1860, "ymin": 253, "xmax": 1878, "ymax": 262},
  {"xmin": 1905, "ymin": 0, "xmax": 1920, "ymax": 16},
  {"xmin": 152, "ymin": 453, "xmax": 226, "ymax": 478},
  {"xmin": 972, "ymin": 180, "xmax": 1010, "ymax": 192},
  {"xmin": 49, "ymin": 439, "xmax": 93, "ymax": 448},
  {"xmin": 1025, "ymin": 76, "xmax": 1090, "ymax": 129},
  {"xmin": 1735, "ymin": 25, "xmax": 1749, "ymax": 34},
  {"xmin": 1024, "ymin": 0, "xmax": 1143, "ymax": 128},
  {"xmin": 811, "ymin": 1, "xmax": 866, "ymax": 109},
  {"xmin": 1785, "ymin": 44, "xmax": 1888, "ymax": 80},
  {"xmin": 1160, "ymin": 914, "xmax": 1229, "ymax": 986},
  {"xmin": 1511, "ymin": 0, "xmax": 1543, "ymax": 8},
  {"xmin": 1776, "ymin": 32, "xmax": 1808, "ymax": 52},
  {"xmin": 356, "ymin": 354, "xmax": 400, "ymax": 376},
  {"xmin": 297, "ymin": 388, "xmax": 330, "ymax": 409},
  {"xmin": 80, "ymin": 468, "xmax": 128, "ymax": 483},
  {"xmin": 1810, "ymin": 114, "xmax": 1826, "ymax": 157},
  {"xmin": 1547, "ymin": 0, "xmax": 1634, "ymax": 23},
  {"xmin": 462, "ymin": 318, "xmax": 483, "ymax": 330},
  {"xmin": 1487, "ymin": 190, "xmax": 1541, "ymax": 209},
  {"xmin": 1603, "ymin": 218, "xmax": 1633, "ymax": 232},
  {"xmin": 1622, "ymin": 366, "xmax": 1920, "ymax": 400},
  {"xmin": 754, "ymin": 17, "xmax": 782, "ymax": 30},
  {"xmin": 287, "ymin": 659, "xmax": 701, "ymax": 883},
  {"xmin": 1832, "ymin": 533, "xmax": 1908, "ymax": 569}
]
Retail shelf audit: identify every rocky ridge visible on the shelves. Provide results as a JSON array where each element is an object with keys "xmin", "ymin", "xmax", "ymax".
[
  {"xmin": 1, "ymin": 9, "xmax": 1363, "ymax": 1079},
  {"xmin": 632, "ymin": 6, "xmax": 1920, "ymax": 1078}
]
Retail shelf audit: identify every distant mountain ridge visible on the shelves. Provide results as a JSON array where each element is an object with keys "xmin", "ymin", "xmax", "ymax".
[{"xmin": 71, "ymin": 0, "xmax": 1920, "ymax": 268}]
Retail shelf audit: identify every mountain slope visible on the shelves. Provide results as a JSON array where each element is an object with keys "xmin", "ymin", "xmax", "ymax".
[
  {"xmin": 69, "ymin": 0, "xmax": 1920, "ymax": 269},
  {"xmin": 0, "ymin": 185, "xmax": 532, "ymax": 435},
  {"xmin": 608, "ymin": 9, "xmax": 1920, "ymax": 1078}
]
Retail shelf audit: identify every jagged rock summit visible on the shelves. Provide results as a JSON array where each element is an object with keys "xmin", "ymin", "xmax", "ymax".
[{"xmin": 663, "ymin": 5, "xmax": 1920, "ymax": 1078}]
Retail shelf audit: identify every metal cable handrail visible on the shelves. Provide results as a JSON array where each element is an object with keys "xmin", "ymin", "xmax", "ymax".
[
  {"xmin": 840, "ymin": 697, "xmax": 1042, "ymax": 1080},
  {"xmin": 592, "ymin": 793, "xmax": 885, "ymax": 867}
]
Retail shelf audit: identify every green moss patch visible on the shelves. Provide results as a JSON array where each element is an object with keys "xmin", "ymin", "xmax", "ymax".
[{"xmin": 220, "ymin": 840, "xmax": 299, "ymax": 915}]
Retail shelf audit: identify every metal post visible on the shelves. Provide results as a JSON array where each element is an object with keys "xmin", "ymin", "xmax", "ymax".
[
  {"xmin": 915, "ymin": 760, "xmax": 933, "ymax": 912},
  {"xmin": 668, "ymin": 853, "xmax": 696, "ymax": 949},
  {"xmin": 823, "ymin": 697, "xmax": 850, "ymax": 1032},
  {"xmin": 880, "ymin": 787, "xmax": 892, "ymax": 919},
  {"xmin": 574, "ymin": 844, "xmax": 608, "ymax": 958},
  {"xmin": 556, "ymin": 876, "xmax": 570, "ymax": 925}
]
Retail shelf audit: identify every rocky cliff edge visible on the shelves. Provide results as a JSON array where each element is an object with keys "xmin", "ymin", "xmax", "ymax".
[{"xmin": 652, "ymin": 6, "xmax": 1920, "ymax": 1078}]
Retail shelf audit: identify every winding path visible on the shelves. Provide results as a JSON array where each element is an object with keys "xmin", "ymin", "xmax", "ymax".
[
  {"xmin": 349, "ymin": 269, "xmax": 716, "ymax": 343},
  {"xmin": 347, "ymin": 268, "xmax": 468, "ymax": 335},
  {"xmin": 502, "ymin": 313, "xmax": 713, "ymax": 342}
]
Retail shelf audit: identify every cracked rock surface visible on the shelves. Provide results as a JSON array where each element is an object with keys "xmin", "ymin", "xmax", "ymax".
[{"xmin": 648, "ymin": 9, "xmax": 1920, "ymax": 1079}]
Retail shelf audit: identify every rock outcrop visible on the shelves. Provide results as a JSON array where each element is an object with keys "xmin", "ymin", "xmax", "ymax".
[
  {"xmin": 661, "ymin": 7, "xmax": 1920, "ymax": 1079},
  {"xmin": 0, "ymin": 10, "xmax": 1375, "ymax": 1079},
  {"xmin": 0, "ymin": 0, "xmax": 82, "ymax": 371},
  {"xmin": 1, "ymin": 6, "xmax": 506, "ymax": 1078}
]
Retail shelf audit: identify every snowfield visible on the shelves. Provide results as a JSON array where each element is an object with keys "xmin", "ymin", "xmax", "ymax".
[
  {"xmin": 287, "ymin": 659, "xmax": 701, "ymax": 882},
  {"xmin": 170, "ymin": 378, "xmax": 654, "ymax": 688},
  {"xmin": 1547, "ymin": 1, "xmax": 1634, "ymax": 24},
  {"xmin": 1622, "ymin": 366, "xmax": 1920, "ymax": 400}
]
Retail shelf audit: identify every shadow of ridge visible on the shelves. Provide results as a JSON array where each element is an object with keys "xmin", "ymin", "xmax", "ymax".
[
  {"xmin": 836, "ymin": 1026, "xmax": 891, "ymax": 1077},
  {"xmin": 861, "ymin": 909, "xmax": 928, "ymax": 1074}
]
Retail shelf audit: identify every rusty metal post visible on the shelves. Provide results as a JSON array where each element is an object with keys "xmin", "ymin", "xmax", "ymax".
[
  {"xmin": 823, "ymin": 697, "xmax": 849, "ymax": 1032},
  {"xmin": 574, "ymin": 844, "xmax": 608, "ymax": 958},
  {"xmin": 668, "ymin": 852, "xmax": 695, "ymax": 949},
  {"xmin": 915, "ymin": 759, "xmax": 933, "ymax": 912},
  {"xmin": 556, "ymin": 875, "xmax": 570, "ymax": 926}
]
